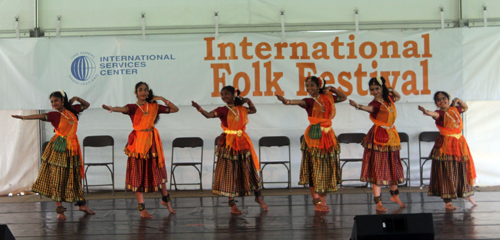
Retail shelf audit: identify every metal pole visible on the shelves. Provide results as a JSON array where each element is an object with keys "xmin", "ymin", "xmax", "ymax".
[
  {"xmin": 458, "ymin": 0, "xmax": 464, "ymax": 27},
  {"xmin": 33, "ymin": 0, "xmax": 40, "ymax": 37}
]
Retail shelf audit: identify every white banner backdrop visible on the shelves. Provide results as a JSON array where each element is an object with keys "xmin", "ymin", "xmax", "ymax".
[
  {"xmin": 1, "ymin": 28, "xmax": 500, "ymax": 111},
  {"xmin": 1, "ymin": 28, "xmax": 500, "ymax": 194}
]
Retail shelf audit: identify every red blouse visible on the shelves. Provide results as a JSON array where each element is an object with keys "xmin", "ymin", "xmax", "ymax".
[
  {"xmin": 368, "ymin": 95, "xmax": 395, "ymax": 119},
  {"xmin": 45, "ymin": 105, "xmax": 84, "ymax": 128}
]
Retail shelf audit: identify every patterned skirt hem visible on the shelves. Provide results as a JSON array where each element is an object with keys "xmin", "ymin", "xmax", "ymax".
[
  {"xmin": 126, "ymin": 178, "xmax": 167, "ymax": 193},
  {"xmin": 428, "ymin": 191, "xmax": 474, "ymax": 199},
  {"xmin": 31, "ymin": 189, "xmax": 84, "ymax": 203},
  {"xmin": 298, "ymin": 180, "xmax": 339, "ymax": 194},
  {"xmin": 430, "ymin": 152, "xmax": 470, "ymax": 162},
  {"xmin": 360, "ymin": 177, "xmax": 404, "ymax": 186},
  {"xmin": 212, "ymin": 183, "xmax": 261, "ymax": 197}
]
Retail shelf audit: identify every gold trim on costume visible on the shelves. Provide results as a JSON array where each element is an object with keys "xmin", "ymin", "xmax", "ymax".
[
  {"xmin": 320, "ymin": 126, "xmax": 332, "ymax": 133},
  {"xmin": 224, "ymin": 129, "xmax": 243, "ymax": 137},
  {"xmin": 446, "ymin": 133, "xmax": 462, "ymax": 139}
]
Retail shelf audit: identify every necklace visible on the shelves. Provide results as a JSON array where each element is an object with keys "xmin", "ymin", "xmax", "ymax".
[
  {"xmin": 60, "ymin": 110, "xmax": 75, "ymax": 125},
  {"xmin": 136, "ymin": 102, "xmax": 149, "ymax": 116},
  {"xmin": 313, "ymin": 95, "xmax": 325, "ymax": 112},
  {"xmin": 376, "ymin": 98, "xmax": 394, "ymax": 113},
  {"xmin": 226, "ymin": 104, "xmax": 240, "ymax": 121},
  {"xmin": 445, "ymin": 110, "xmax": 461, "ymax": 128}
]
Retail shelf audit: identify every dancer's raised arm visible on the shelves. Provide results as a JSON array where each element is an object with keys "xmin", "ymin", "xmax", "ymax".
[
  {"xmin": 152, "ymin": 96, "xmax": 179, "ymax": 113},
  {"xmin": 276, "ymin": 95, "xmax": 306, "ymax": 107},
  {"xmin": 102, "ymin": 104, "xmax": 128, "ymax": 113}
]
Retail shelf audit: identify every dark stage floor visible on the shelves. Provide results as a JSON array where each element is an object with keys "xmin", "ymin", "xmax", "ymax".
[{"xmin": 0, "ymin": 191, "xmax": 495, "ymax": 239}]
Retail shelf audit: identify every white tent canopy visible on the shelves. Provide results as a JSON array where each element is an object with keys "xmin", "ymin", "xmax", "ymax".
[{"xmin": 1, "ymin": 0, "xmax": 499, "ymax": 196}]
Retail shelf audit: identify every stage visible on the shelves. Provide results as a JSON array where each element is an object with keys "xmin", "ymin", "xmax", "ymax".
[{"xmin": 0, "ymin": 188, "xmax": 497, "ymax": 239}]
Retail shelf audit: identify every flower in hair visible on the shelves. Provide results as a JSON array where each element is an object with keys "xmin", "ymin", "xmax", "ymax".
[
  {"xmin": 58, "ymin": 89, "xmax": 66, "ymax": 98},
  {"xmin": 376, "ymin": 76, "xmax": 383, "ymax": 86}
]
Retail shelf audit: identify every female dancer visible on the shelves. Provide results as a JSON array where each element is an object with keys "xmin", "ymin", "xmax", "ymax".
[
  {"xmin": 12, "ymin": 91, "xmax": 94, "ymax": 220},
  {"xmin": 191, "ymin": 85, "xmax": 268, "ymax": 214},
  {"xmin": 102, "ymin": 82, "xmax": 178, "ymax": 218},
  {"xmin": 276, "ymin": 76, "xmax": 347, "ymax": 212},
  {"xmin": 418, "ymin": 91, "xmax": 477, "ymax": 209},
  {"xmin": 349, "ymin": 76, "xmax": 406, "ymax": 211}
]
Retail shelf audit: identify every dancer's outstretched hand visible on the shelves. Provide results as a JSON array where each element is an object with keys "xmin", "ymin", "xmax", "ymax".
[
  {"xmin": 349, "ymin": 99, "xmax": 358, "ymax": 108},
  {"xmin": 102, "ymin": 104, "xmax": 111, "ymax": 111},
  {"xmin": 191, "ymin": 101, "xmax": 200, "ymax": 109}
]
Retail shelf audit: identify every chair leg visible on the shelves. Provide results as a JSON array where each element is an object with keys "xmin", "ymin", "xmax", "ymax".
[
  {"xmin": 199, "ymin": 167, "xmax": 202, "ymax": 193},
  {"xmin": 288, "ymin": 167, "xmax": 292, "ymax": 192}
]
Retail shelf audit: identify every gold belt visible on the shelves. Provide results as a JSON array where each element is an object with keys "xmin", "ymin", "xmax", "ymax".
[
  {"xmin": 139, "ymin": 128, "xmax": 154, "ymax": 132},
  {"xmin": 224, "ymin": 129, "xmax": 243, "ymax": 137},
  {"xmin": 320, "ymin": 126, "xmax": 332, "ymax": 133},
  {"xmin": 446, "ymin": 133, "xmax": 462, "ymax": 139}
]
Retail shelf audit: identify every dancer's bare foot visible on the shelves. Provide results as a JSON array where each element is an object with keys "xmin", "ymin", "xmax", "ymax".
[
  {"xmin": 465, "ymin": 197, "xmax": 477, "ymax": 206},
  {"xmin": 445, "ymin": 202, "xmax": 457, "ymax": 210},
  {"xmin": 78, "ymin": 205, "xmax": 96, "ymax": 215},
  {"xmin": 314, "ymin": 204, "xmax": 330, "ymax": 212},
  {"xmin": 230, "ymin": 205, "xmax": 243, "ymax": 214},
  {"xmin": 161, "ymin": 201, "xmax": 176, "ymax": 214},
  {"xmin": 57, "ymin": 213, "xmax": 66, "ymax": 220},
  {"xmin": 254, "ymin": 197, "xmax": 269, "ymax": 211},
  {"xmin": 319, "ymin": 196, "xmax": 330, "ymax": 211},
  {"xmin": 376, "ymin": 202, "xmax": 387, "ymax": 212},
  {"xmin": 390, "ymin": 195, "xmax": 407, "ymax": 208},
  {"xmin": 140, "ymin": 210, "xmax": 152, "ymax": 218}
]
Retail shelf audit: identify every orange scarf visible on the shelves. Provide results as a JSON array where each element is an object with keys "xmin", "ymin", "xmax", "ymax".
[
  {"xmin": 54, "ymin": 110, "xmax": 84, "ymax": 179},
  {"xmin": 437, "ymin": 107, "xmax": 476, "ymax": 185},
  {"xmin": 126, "ymin": 103, "xmax": 166, "ymax": 168},
  {"xmin": 303, "ymin": 92, "xmax": 338, "ymax": 150},
  {"xmin": 369, "ymin": 98, "xmax": 400, "ymax": 147},
  {"xmin": 221, "ymin": 105, "xmax": 260, "ymax": 171}
]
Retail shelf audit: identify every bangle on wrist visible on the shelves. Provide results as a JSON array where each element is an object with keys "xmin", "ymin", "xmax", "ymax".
[
  {"xmin": 357, "ymin": 105, "xmax": 363, "ymax": 110},
  {"xmin": 286, "ymin": 100, "xmax": 291, "ymax": 105},
  {"xmin": 197, "ymin": 107, "xmax": 203, "ymax": 112}
]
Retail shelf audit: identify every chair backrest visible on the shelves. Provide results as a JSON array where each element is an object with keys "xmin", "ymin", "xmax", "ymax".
[
  {"xmin": 173, "ymin": 137, "xmax": 203, "ymax": 148},
  {"xmin": 214, "ymin": 136, "xmax": 219, "ymax": 146},
  {"xmin": 83, "ymin": 135, "xmax": 114, "ymax": 147},
  {"xmin": 300, "ymin": 135, "xmax": 304, "ymax": 144},
  {"xmin": 259, "ymin": 136, "xmax": 290, "ymax": 147},
  {"xmin": 419, "ymin": 131, "xmax": 440, "ymax": 142},
  {"xmin": 398, "ymin": 132, "xmax": 409, "ymax": 143},
  {"xmin": 337, "ymin": 133, "xmax": 366, "ymax": 144}
]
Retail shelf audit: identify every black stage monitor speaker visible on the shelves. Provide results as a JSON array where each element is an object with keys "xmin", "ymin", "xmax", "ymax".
[
  {"xmin": 0, "ymin": 224, "xmax": 15, "ymax": 240},
  {"xmin": 350, "ymin": 213, "xmax": 434, "ymax": 240}
]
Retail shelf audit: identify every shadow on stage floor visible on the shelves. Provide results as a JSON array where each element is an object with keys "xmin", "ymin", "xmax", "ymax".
[{"xmin": 0, "ymin": 191, "xmax": 495, "ymax": 239}]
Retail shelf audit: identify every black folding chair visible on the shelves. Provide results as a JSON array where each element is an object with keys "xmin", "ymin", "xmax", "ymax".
[
  {"xmin": 337, "ymin": 133, "xmax": 367, "ymax": 188},
  {"xmin": 170, "ymin": 137, "xmax": 203, "ymax": 191},
  {"xmin": 419, "ymin": 131, "xmax": 440, "ymax": 188},
  {"xmin": 82, "ymin": 135, "xmax": 115, "ymax": 195},
  {"xmin": 258, "ymin": 136, "xmax": 291, "ymax": 191},
  {"xmin": 398, "ymin": 132, "xmax": 411, "ymax": 188}
]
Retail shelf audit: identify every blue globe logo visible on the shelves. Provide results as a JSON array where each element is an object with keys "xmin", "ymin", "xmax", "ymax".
[{"xmin": 71, "ymin": 56, "xmax": 96, "ymax": 81}]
